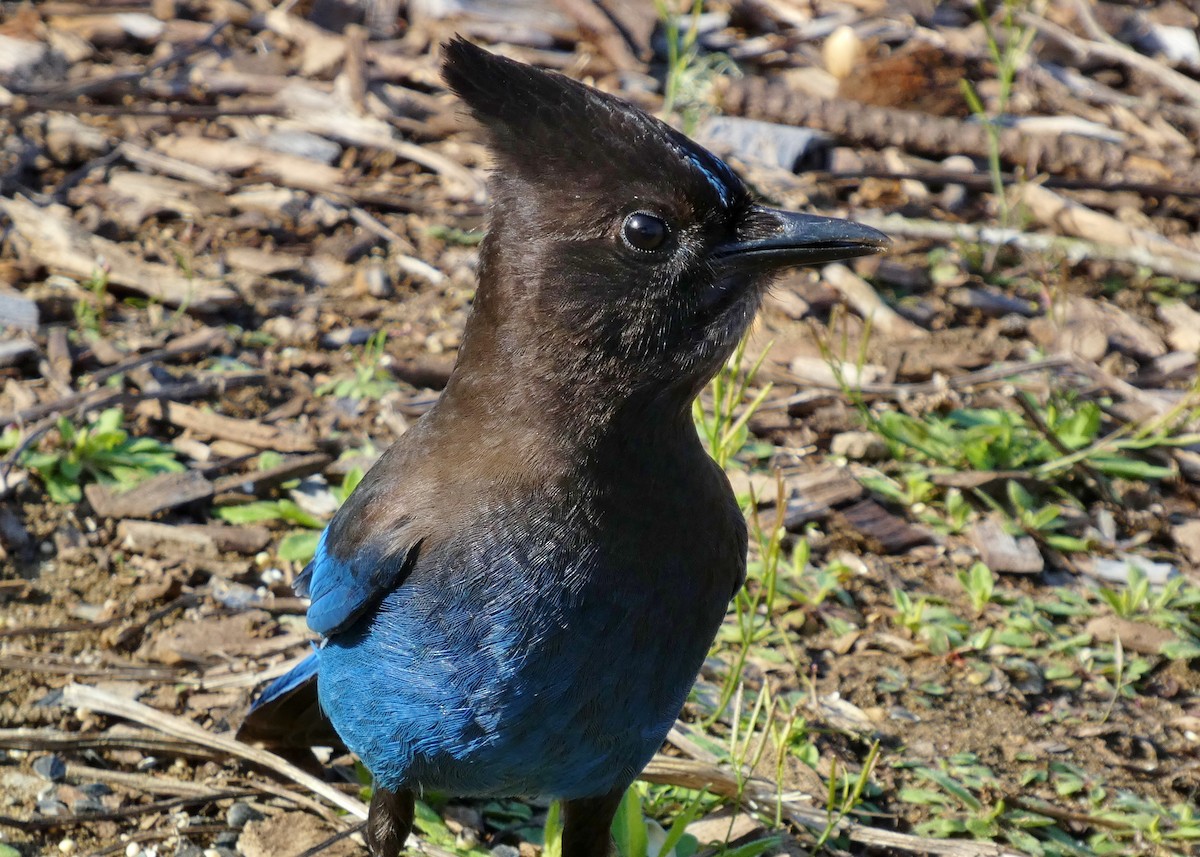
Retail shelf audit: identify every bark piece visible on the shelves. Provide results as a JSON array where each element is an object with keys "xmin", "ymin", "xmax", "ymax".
[
  {"xmin": 839, "ymin": 498, "xmax": 932, "ymax": 553},
  {"xmin": 134, "ymin": 400, "xmax": 316, "ymax": 453},
  {"xmin": 0, "ymin": 196, "xmax": 235, "ymax": 311},
  {"xmin": 85, "ymin": 471, "xmax": 215, "ymax": 519},
  {"xmin": 782, "ymin": 465, "xmax": 865, "ymax": 529}
]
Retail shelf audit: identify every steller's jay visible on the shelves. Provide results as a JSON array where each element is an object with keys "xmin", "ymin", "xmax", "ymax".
[{"xmin": 239, "ymin": 37, "xmax": 888, "ymax": 857}]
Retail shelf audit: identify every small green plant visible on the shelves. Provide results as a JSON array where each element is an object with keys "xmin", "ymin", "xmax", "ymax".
[
  {"xmin": 426, "ymin": 224, "xmax": 485, "ymax": 246},
  {"xmin": 316, "ymin": 331, "xmax": 399, "ymax": 401},
  {"xmin": 655, "ymin": 0, "xmax": 738, "ymax": 135},
  {"xmin": 73, "ymin": 269, "xmax": 110, "ymax": 336},
  {"xmin": 21, "ymin": 408, "xmax": 183, "ymax": 503},
  {"xmin": 959, "ymin": 0, "xmax": 1038, "ymax": 230},
  {"xmin": 811, "ymin": 742, "xmax": 880, "ymax": 854},
  {"xmin": 217, "ymin": 466, "xmax": 364, "ymax": 563},
  {"xmin": 693, "ymin": 336, "xmax": 772, "ymax": 471},
  {"xmin": 958, "ymin": 562, "xmax": 996, "ymax": 615}
]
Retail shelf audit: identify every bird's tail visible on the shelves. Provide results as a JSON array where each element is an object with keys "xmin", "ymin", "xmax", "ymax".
[{"xmin": 237, "ymin": 653, "xmax": 344, "ymax": 750}]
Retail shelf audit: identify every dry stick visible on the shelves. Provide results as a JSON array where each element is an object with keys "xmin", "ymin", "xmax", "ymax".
[
  {"xmin": 716, "ymin": 76, "xmax": 1193, "ymax": 184},
  {"xmin": 766, "ymin": 357, "xmax": 1073, "ymax": 406},
  {"xmin": 58, "ymin": 684, "xmax": 368, "ymax": 820},
  {"xmin": 13, "ymin": 20, "xmax": 230, "ymax": 99},
  {"xmin": 4, "ymin": 790, "xmax": 252, "ymax": 831},
  {"xmin": 0, "ymin": 727, "xmax": 222, "ymax": 759},
  {"xmin": 1026, "ymin": 6, "xmax": 1200, "ymax": 108},
  {"xmin": 64, "ymin": 762, "xmax": 229, "ymax": 798},
  {"xmin": 855, "ymin": 212, "xmax": 1200, "ymax": 283},
  {"xmin": 86, "ymin": 327, "xmax": 228, "ymax": 385},
  {"xmin": 641, "ymin": 757, "xmax": 1027, "ymax": 857},
  {"xmin": 346, "ymin": 207, "xmax": 446, "ymax": 285}
]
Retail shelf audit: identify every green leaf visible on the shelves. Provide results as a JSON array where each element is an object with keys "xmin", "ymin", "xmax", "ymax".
[
  {"xmin": 611, "ymin": 787, "xmax": 648, "ymax": 857},
  {"xmin": 278, "ymin": 530, "xmax": 322, "ymax": 563}
]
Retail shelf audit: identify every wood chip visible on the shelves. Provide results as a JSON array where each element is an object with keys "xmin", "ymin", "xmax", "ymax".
[
  {"xmin": 85, "ymin": 470, "xmax": 215, "ymax": 518},
  {"xmin": 0, "ymin": 288, "xmax": 38, "ymax": 330},
  {"xmin": 211, "ymin": 452, "xmax": 332, "ymax": 496},
  {"xmin": 134, "ymin": 400, "xmax": 316, "ymax": 452},
  {"xmin": 839, "ymin": 498, "xmax": 932, "ymax": 553},
  {"xmin": 117, "ymin": 520, "xmax": 271, "ymax": 556},
  {"xmin": 823, "ymin": 262, "xmax": 929, "ymax": 341},
  {"xmin": 782, "ymin": 464, "xmax": 865, "ymax": 529},
  {"xmin": 969, "ymin": 517, "xmax": 1044, "ymax": 575},
  {"xmin": 1084, "ymin": 615, "xmax": 1177, "ymax": 656},
  {"xmin": 0, "ymin": 196, "xmax": 235, "ymax": 311}
]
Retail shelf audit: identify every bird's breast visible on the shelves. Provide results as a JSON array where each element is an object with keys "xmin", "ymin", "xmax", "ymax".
[{"xmin": 316, "ymin": 496, "xmax": 738, "ymax": 799}]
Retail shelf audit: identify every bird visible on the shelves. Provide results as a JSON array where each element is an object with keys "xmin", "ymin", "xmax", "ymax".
[{"xmin": 239, "ymin": 37, "xmax": 888, "ymax": 857}]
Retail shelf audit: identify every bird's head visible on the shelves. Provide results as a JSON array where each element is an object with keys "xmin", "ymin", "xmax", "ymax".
[{"xmin": 441, "ymin": 38, "xmax": 888, "ymax": 411}]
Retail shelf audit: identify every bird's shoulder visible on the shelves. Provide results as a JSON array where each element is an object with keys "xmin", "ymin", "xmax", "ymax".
[{"xmin": 296, "ymin": 411, "xmax": 565, "ymax": 636}]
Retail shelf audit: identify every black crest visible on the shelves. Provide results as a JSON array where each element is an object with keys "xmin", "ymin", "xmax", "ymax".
[{"xmin": 440, "ymin": 37, "xmax": 746, "ymax": 215}]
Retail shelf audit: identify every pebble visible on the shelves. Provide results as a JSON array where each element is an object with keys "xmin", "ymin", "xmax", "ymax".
[
  {"xmin": 829, "ymin": 431, "xmax": 888, "ymax": 461},
  {"xmin": 37, "ymin": 797, "xmax": 69, "ymax": 816},
  {"xmin": 174, "ymin": 839, "xmax": 204, "ymax": 857},
  {"xmin": 214, "ymin": 832, "xmax": 240, "ymax": 848},
  {"xmin": 32, "ymin": 754, "xmax": 67, "ymax": 782},
  {"xmin": 58, "ymin": 838, "xmax": 77, "ymax": 855},
  {"xmin": 320, "ymin": 326, "xmax": 373, "ymax": 349},
  {"xmin": 72, "ymin": 798, "xmax": 105, "ymax": 814},
  {"xmin": 226, "ymin": 801, "xmax": 263, "ymax": 829},
  {"xmin": 126, "ymin": 843, "xmax": 142, "ymax": 857},
  {"xmin": 491, "ymin": 846, "xmax": 520, "ymax": 857}
]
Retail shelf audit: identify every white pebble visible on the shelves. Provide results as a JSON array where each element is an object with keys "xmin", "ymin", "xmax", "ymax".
[
  {"xmin": 125, "ymin": 843, "xmax": 141, "ymax": 857},
  {"xmin": 58, "ymin": 839, "xmax": 77, "ymax": 855}
]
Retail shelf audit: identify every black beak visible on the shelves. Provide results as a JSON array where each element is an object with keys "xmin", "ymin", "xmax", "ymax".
[{"xmin": 713, "ymin": 206, "xmax": 890, "ymax": 273}]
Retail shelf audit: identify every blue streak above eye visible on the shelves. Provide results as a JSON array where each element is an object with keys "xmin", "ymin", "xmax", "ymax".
[{"xmin": 686, "ymin": 151, "xmax": 738, "ymax": 207}]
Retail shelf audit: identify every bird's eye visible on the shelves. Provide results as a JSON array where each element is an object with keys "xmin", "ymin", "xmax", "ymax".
[{"xmin": 621, "ymin": 212, "xmax": 669, "ymax": 252}]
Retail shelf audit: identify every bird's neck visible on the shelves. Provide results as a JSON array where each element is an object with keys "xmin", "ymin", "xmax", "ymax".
[{"xmin": 431, "ymin": 331, "xmax": 701, "ymax": 471}]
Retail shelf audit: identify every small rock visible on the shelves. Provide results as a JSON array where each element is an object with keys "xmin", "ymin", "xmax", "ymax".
[
  {"xmin": 491, "ymin": 846, "xmax": 520, "ymax": 857},
  {"xmin": 72, "ymin": 797, "xmax": 105, "ymax": 814},
  {"xmin": 214, "ymin": 832, "xmax": 239, "ymax": 848},
  {"xmin": 353, "ymin": 260, "xmax": 393, "ymax": 299},
  {"xmin": 33, "ymin": 754, "xmax": 67, "ymax": 782},
  {"xmin": 57, "ymin": 838, "xmax": 77, "ymax": 855},
  {"xmin": 320, "ymin": 327, "xmax": 374, "ymax": 349},
  {"xmin": 1088, "ymin": 554, "xmax": 1176, "ymax": 586},
  {"xmin": 830, "ymin": 430, "xmax": 887, "ymax": 461},
  {"xmin": 970, "ymin": 517, "xmax": 1044, "ymax": 574},
  {"xmin": 1172, "ymin": 520, "xmax": 1200, "ymax": 569},
  {"xmin": 1085, "ymin": 615, "xmax": 1177, "ymax": 655},
  {"xmin": 1157, "ymin": 302, "xmax": 1200, "ymax": 354},
  {"xmin": 37, "ymin": 797, "xmax": 69, "ymax": 816},
  {"xmin": 126, "ymin": 843, "xmax": 142, "ymax": 857},
  {"xmin": 174, "ymin": 839, "xmax": 204, "ymax": 857}
]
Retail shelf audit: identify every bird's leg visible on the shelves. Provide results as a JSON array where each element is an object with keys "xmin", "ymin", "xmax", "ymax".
[
  {"xmin": 562, "ymin": 789, "xmax": 626, "ymax": 857},
  {"xmin": 365, "ymin": 786, "xmax": 415, "ymax": 857}
]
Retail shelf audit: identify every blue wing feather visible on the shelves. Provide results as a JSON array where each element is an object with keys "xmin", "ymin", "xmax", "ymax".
[{"xmin": 297, "ymin": 526, "xmax": 420, "ymax": 637}]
